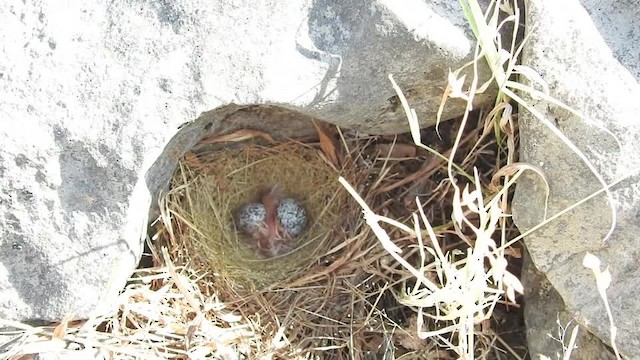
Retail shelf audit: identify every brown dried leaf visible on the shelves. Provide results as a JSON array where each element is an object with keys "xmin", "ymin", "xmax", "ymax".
[
  {"xmin": 206, "ymin": 163, "xmax": 229, "ymax": 191},
  {"xmin": 362, "ymin": 333, "xmax": 384, "ymax": 352},
  {"xmin": 313, "ymin": 121, "xmax": 339, "ymax": 168},
  {"xmin": 375, "ymin": 143, "xmax": 417, "ymax": 159},
  {"xmin": 504, "ymin": 246, "xmax": 522, "ymax": 258},
  {"xmin": 437, "ymin": 81, "xmax": 452, "ymax": 125},
  {"xmin": 403, "ymin": 194, "xmax": 417, "ymax": 211},
  {"xmin": 11, "ymin": 355, "xmax": 36, "ymax": 360},
  {"xmin": 202, "ymin": 129, "xmax": 275, "ymax": 144},
  {"xmin": 184, "ymin": 152, "xmax": 202, "ymax": 166},
  {"xmin": 395, "ymin": 315, "xmax": 429, "ymax": 351},
  {"xmin": 52, "ymin": 315, "xmax": 72, "ymax": 340}
]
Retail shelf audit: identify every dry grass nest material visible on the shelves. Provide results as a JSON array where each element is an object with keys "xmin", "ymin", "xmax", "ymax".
[
  {"xmin": 161, "ymin": 141, "xmax": 356, "ymax": 289},
  {"xmin": 154, "ymin": 136, "xmax": 392, "ymax": 357}
]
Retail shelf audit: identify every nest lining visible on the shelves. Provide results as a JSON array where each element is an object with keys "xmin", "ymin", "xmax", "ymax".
[{"xmin": 162, "ymin": 141, "xmax": 356, "ymax": 289}]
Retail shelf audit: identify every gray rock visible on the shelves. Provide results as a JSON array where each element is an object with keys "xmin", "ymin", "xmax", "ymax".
[
  {"xmin": 512, "ymin": 0, "xmax": 640, "ymax": 358},
  {"xmin": 521, "ymin": 249, "xmax": 617, "ymax": 360},
  {"xmin": 0, "ymin": 0, "xmax": 501, "ymax": 321},
  {"xmin": 298, "ymin": 0, "xmax": 498, "ymax": 134}
]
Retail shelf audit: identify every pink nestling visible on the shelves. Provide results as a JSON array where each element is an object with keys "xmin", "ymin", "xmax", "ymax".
[{"xmin": 235, "ymin": 185, "xmax": 307, "ymax": 257}]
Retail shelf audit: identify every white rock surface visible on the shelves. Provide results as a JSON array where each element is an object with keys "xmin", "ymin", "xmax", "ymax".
[
  {"xmin": 0, "ymin": 1, "xmax": 497, "ymax": 321},
  {"xmin": 513, "ymin": 0, "xmax": 640, "ymax": 358}
]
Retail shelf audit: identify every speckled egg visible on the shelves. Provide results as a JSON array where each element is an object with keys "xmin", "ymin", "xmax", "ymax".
[
  {"xmin": 235, "ymin": 202, "xmax": 267, "ymax": 235},
  {"xmin": 277, "ymin": 198, "xmax": 307, "ymax": 238}
]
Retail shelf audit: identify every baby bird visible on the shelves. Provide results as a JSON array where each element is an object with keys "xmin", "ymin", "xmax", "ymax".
[
  {"xmin": 235, "ymin": 185, "xmax": 307, "ymax": 257},
  {"xmin": 256, "ymin": 186, "xmax": 290, "ymax": 256}
]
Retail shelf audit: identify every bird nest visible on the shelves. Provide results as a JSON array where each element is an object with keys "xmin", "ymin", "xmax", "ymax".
[
  {"xmin": 159, "ymin": 139, "xmax": 355, "ymax": 289},
  {"xmin": 152, "ymin": 129, "xmax": 394, "ymax": 357}
]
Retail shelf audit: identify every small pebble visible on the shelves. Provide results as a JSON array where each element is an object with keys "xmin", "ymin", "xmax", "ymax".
[
  {"xmin": 235, "ymin": 202, "xmax": 266, "ymax": 235},
  {"xmin": 277, "ymin": 198, "xmax": 307, "ymax": 238}
]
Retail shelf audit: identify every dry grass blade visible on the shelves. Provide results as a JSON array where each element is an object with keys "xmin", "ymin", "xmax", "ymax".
[
  {"xmin": 0, "ymin": 264, "xmax": 256, "ymax": 359},
  {"xmin": 583, "ymin": 253, "xmax": 622, "ymax": 360},
  {"xmin": 341, "ymin": 168, "xmax": 523, "ymax": 359},
  {"xmin": 503, "ymin": 173, "xmax": 632, "ymax": 250},
  {"xmin": 388, "ymin": 74, "xmax": 474, "ymax": 183},
  {"xmin": 489, "ymin": 162, "xmax": 550, "ymax": 219}
]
